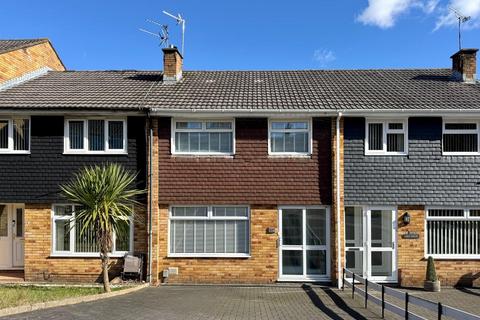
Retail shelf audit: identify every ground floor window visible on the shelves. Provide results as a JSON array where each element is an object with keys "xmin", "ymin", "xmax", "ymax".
[
  {"xmin": 52, "ymin": 204, "xmax": 133, "ymax": 257},
  {"xmin": 169, "ymin": 206, "xmax": 250, "ymax": 257},
  {"xmin": 426, "ymin": 208, "xmax": 480, "ymax": 258}
]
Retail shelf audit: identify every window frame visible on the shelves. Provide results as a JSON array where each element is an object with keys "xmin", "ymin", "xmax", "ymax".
[
  {"xmin": 168, "ymin": 205, "xmax": 251, "ymax": 258},
  {"xmin": 50, "ymin": 204, "xmax": 134, "ymax": 258},
  {"xmin": 365, "ymin": 119, "xmax": 408, "ymax": 156},
  {"xmin": 424, "ymin": 207, "xmax": 480, "ymax": 260},
  {"xmin": 268, "ymin": 118, "xmax": 313, "ymax": 156},
  {"xmin": 171, "ymin": 118, "xmax": 235, "ymax": 156},
  {"xmin": 442, "ymin": 119, "xmax": 480, "ymax": 155},
  {"xmin": 0, "ymin": 116, "xmax": 31, "ymax": 154},
  {"xmin": 64, "ymin": 118, "xmax": 127, "ymax": 155}
]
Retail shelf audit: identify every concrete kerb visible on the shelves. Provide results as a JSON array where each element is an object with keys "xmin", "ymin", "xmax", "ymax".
[{"xmin": 0, "ymin": 283, "xmax": 149, "ymax": 318}]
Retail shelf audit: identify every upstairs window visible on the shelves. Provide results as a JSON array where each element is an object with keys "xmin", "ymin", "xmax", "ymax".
[
  {"xmin": 172, "ymin": 119, "xmax": 234, "ymax": 155},
  {"xmin": 269, "ymin": 120, "xmax": 311, "ymax": 155},
  {"xmin": 365, "ymin": 120, "xmax": 407, "ymax": 155},
  {"xmin": 0, "ymin": 118, "xmax": 30, "ymax": 154},
  {"xmin": 65, "ymin": 119, "xmax": 127, "ymax": 154},
  {"xmin": 443, "ymin": 121, "xmax": 479, "ymax": 154}
]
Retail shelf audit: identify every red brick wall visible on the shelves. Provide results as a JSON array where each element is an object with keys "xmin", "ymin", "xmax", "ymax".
[{"xmin": 158, "ymin": 117, "xmax": 332, "ymax": 205}]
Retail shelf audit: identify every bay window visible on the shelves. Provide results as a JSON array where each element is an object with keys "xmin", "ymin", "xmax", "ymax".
[
  {"xmin": 65, "ymin": 119, "xmax": 127, "ymax": 154},
  {"xmin": 442, "ymin": 121, "xmax": 479, "ymax": 154},
  {"xmin": 172, "ymin": 120, "xmax": 234, "ymax": 155},
  {"xmin": 169, "ymin": 206, "xmax": 250, "ymax": 257},
  {"xmin": 269, "ymin": 120, "xmax": 311, "ymax": 155},
  {"xmin": 365, "ymin": 119, "xmax": 407, "ymax": 155},
  {"xmin": 52, "ymin": 204, "xmax": 133, "ymax": 257},
  {"xmin": 426, "ymin": 208, "xmax": 480, "ymax": 259},
  {"xmin": 0, "ymin": 118, "xmax": 30, "ymax": 153}
]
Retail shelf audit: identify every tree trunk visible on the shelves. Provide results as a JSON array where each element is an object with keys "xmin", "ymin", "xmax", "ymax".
[{"xmin": 101, "ymin": 251, "xmax": 111, "ymax": 293}]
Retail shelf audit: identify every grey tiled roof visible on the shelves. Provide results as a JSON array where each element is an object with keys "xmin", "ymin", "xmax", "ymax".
[
  {"xmin": 0, "ymin": 39, "xmax": 48, "ymax": 54},
  {"xmin": 0, "ymin": 69, "xmax": 479, "ymax": 111}
]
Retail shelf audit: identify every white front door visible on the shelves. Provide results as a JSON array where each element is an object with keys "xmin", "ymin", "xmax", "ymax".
[
  {"xmin": 0, "ymin": 204, "xmax": 13, "ymax": 268},
  {"xmin": 12, "ymin": 205, "xmax": 25, "ymax": 267},
  {"xmin": 345, "ymin": 206, "xmax": 397, "ymax": 282},
  {"xmin": 0, "ymin": 204, "xmax": 25, "ymax": 269},
  {"xmin": 278, "ymin": 206, "xmax": 330, "ymax": 281}
]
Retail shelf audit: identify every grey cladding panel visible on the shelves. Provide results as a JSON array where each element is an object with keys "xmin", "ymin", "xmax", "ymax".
[{"xmin": 344, "ymin": 117, "xmax": 480, "ymax": 206}]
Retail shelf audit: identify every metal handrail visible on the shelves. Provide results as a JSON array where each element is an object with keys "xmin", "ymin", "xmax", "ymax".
[{"xmin": 342, "ymin": 268, "xmax": 480, "ymax": 320}]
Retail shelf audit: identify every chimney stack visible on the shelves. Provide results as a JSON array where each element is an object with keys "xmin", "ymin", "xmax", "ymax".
[
  {"xmin": 162, "ymin": 46, "xmax": 183, "ymax": 83},
  {"xmin": 451, "ymin": 48, "xmax": 478, "ymax": 83}
]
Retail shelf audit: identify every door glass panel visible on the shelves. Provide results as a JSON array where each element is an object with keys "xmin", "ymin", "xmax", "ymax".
[
  {"xmin": 0, "ymin": 205, "xmax": 7, "ymax": 237},
  {"xmin": 346, "ymin": 250, "xmax": 363, "ymax": 275},
  {"xmin": 371, "ymin": 251, "xmax": 393, "ymax": 277},
  {"xmin": 16, "ymin": 208, "xmax": 23, "ymax": 237},
  {"xmin": 282, "ymin": 209, "xmax": 302, "ymax": 245},
  {"xmin": 282, "ymin": 250, "xmax": 303, "ymax": 275},
  {"xmin": 345, "ymin": 207, "xmax": 363, "ymax": 247},
  {"xmin": 307, "ymin": 250, "xmax": 326, "ymax": 275},
  {"xmin": 306, "ymin": 209, "xmax": 326, "ymax": 246},
  {"xmin": 371, "ymin": 210, "xmax": 392, "ymax": 248}
]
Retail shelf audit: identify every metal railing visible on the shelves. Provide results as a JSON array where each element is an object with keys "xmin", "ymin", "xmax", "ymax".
[{"xmin": 342, "ymin": 268, "xmax": 480, "ymax": 320}]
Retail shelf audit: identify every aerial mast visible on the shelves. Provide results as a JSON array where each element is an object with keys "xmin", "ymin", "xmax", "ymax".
[{"xmin": 449, "ymin": 7, "xmax": 471, "ymax": 50}]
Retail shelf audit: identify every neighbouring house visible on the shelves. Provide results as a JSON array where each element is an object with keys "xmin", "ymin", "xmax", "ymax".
[
  {"xmin": 0, "ymin": 39, "xmax": 65, "ymax": 87},
  {"xmin": 0, "ymin": 40, "xmax": 478, "ymax": 287}
]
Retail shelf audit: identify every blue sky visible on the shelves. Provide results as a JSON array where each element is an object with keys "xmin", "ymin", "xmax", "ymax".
[{"xmin": 1, "ymin": 0, "xmax": 479, "ymax": 71}]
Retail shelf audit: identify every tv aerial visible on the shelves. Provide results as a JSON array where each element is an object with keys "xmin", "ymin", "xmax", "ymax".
[
  {"xmin": 162, "ymin": 11, "xmax": 185, "ymax": 56},
  {"xmin": 449, "ymin": 7, "xmax": 471, "ymax": 50},
  {"xmin": 139, "ymin": 20, "xmax": 170, "ymax": 48}
]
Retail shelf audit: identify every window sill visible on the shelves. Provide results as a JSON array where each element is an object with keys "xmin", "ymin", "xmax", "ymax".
[
  {"xmin": 63, "ymin": 151, "xmax": 128, "ymax": 155},
  {"xmin": 168, "ymin": 253, "xmax": 251, "ymax": 259},
  {"xmin": 0, "ymin": 151, "xmax": 31, "ymax": 155},
  {"xmin": 50, "ymin": 253, "xmax": 129, "ymax": 258},
  {"xmin": 364, "ymin": 152, "xmax": 407, "ymax": 156},
  {"xmin": 268, "ymin": 153, "xmax": 312, "ymax": 159},
  {"xmin": 442, "ymin": 152, "xmax": 480, "ymax": 156},
  {"xmin": 171, "ymin": 153, "xmax": 234, "ymax": 158},
  {"xmin": 425, "ymin": 255, "xmax": 480, "ymax": 260}
]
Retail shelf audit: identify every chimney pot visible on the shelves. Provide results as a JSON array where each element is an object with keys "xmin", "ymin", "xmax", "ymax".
[
  {"xmin": 451, "ymin": 48, "xmax": 478, "ymax": 83},
  {"xmin": 162, "ymin": 46, "xmax": 183, "ymax": 83}
]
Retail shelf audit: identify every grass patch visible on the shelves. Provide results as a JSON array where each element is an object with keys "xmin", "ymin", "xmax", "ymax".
[{"xmin": 0, "ymin": 285, "xmax": 119, "ymax": 309}]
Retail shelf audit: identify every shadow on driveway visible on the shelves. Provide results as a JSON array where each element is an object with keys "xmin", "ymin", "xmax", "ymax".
[{"xmin": 302, "ymin": 284, "xmax": 369, "ymax": 320}]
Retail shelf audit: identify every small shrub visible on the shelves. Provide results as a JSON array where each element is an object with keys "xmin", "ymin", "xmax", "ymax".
[{"xmin": 426, "ymin": 256, "xmax": 437, "ymax": 282}]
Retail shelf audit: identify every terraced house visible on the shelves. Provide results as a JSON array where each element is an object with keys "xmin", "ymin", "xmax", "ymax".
[{"xmin": 0, "ymin": 39, "xmax": 478, "ymax": 287}]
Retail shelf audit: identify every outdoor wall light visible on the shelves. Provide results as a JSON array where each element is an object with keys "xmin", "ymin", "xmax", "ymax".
[{"xmin": 403, "ymin": 212, "xmax": 411, "ymax": 225}]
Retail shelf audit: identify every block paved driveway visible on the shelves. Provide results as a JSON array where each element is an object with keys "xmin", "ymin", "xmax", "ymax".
[{"xmin": 4, "ymin": 285, "xmax": 385, "ymax": 320}]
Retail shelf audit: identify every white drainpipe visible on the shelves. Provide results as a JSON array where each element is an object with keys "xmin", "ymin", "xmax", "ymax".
[{"xmin": 336, "ymin": 112, "xmax": 343, "ymax": 289}]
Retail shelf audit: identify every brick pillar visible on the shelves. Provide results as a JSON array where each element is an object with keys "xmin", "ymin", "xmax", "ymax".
[
  {"xmin": 331, "ymin": 116, "xmax": 345, "ymax": 286},
  {"xmin": 147, "ymin": 118, "xmax": 160, "ymax": 284}
]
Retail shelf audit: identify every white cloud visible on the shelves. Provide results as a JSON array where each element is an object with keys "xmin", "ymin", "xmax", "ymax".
[
  {"xmin": 313, "ymin": 49, "xmax": 336, "ymax": 67},
  {"xmin": 357, "ymin": 0, "xmax": 417, "ymax": 28},
  {"xmin": 435, "ymin": 0, "xmax": 480, "ymax": 30}
]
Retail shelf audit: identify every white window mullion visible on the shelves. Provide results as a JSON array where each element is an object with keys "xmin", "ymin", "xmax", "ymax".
[
  {"xmin": 105, "ymin": 120, "xmax": 109, "ymax": 151},
  {"xmin": 8, "ymin": 119, "xmax": 13, "ymax": 151},
  {"xmin": 70, "ymin": 206, "xmax": 76, "ymax": 254}
]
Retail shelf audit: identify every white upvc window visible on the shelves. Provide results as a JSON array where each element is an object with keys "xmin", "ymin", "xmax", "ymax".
[
  {"xmin": 51, "ymin": 204, "xmax": 133, "ymax": 257},
  {"xmin": 268, "ymin": 119, "xmax": 312, "ymax": 156},
  {"xmin": 0, "ymin": 117, "xmax": 30, "ymax": 154},
  {"xmin": 365, "ymin": 119, "xmax": 407, "ymax": 155},
  {"xmin": 64, "ymin": 118, "xmax": 127, "ymax": 154},
  {"xmin": 425, "ymin": 208, "xmax": 480, "ymax": 259},
  {"xmin": 172, "ymin": 119, "xmax": 235, "ymax": 155},
  {"xmin": 168, "ymin": 205, "xmax": 250, "ymax": 257},
  {"xmin": 442, "ymin": 120, "xmax": 480, "ymax": 155}
]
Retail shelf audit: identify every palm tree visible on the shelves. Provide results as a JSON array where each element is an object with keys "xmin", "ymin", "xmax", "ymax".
[{"xmin": 61, "ymin": 163, "xmax": 145, "ymax": 292}]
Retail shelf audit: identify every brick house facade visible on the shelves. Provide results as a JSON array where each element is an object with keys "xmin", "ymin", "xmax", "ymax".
[{"xmin": 0, "ymin": 41, "xmax": 479, "ymax": 287}]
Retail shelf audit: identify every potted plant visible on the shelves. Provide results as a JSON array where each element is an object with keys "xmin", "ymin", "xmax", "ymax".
[{"xmin": 424, "ymin": 256, "xmax": 441, "ymax": 292}]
